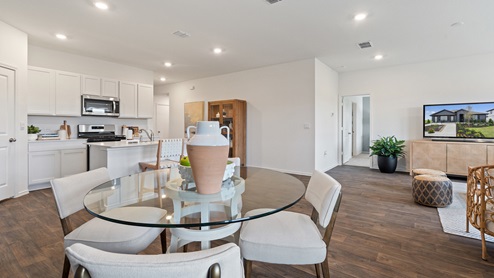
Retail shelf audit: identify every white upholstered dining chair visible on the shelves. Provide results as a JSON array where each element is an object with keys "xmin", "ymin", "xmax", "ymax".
[
  {"xmin": 51, "ymin": 167, "xmax": 167, "ymax": 278},
  {"xmin": 139, "ymin": 138, "xmax": 185, "ymax": 171},
  {"xmin": 239, "ymin": 170, "xmax": 342, "ymax": 278},
  {"xmin": 65, "ymin": 242, "xmax": 244, "ymax": 278}
]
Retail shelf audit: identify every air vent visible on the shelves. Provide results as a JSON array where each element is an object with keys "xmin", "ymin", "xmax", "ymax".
[
  {"xmin": 172, "ymin": 30, "xmax": 190, "ymax": 38},
  {"xmin": 357, "ymin": 41, "xmax": 373, "ymax": 49},
  {"xmin": 265, "ymin": 0, "xmax": 283, "ymax": 4}
]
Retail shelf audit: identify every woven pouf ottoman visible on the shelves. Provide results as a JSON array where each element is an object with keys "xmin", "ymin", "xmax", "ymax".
[
  {"xmin": 412, "ymin": 168, "xmax": 447, "ymax": 177},
  {"xmin": 412, "ymin": 174, "xmax": 452, "ymax": 207}
]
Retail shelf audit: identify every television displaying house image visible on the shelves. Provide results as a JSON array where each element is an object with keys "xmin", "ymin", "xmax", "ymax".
[{"xmin": 423, "ymin": 102, "xmax": 494, "ymax": 139}]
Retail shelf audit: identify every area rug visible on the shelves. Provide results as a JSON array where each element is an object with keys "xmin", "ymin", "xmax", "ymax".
[{"xmin": 437, "ymin": 182, "xmax": 494, "ymax": 242}]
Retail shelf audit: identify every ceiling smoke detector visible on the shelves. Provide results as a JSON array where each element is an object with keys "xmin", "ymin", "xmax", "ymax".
[
  {"xmin": 357, "ymin": 41, "xmax": 373, "ymax": 49},
  {"xmin": 265, "ymin": 0, "xmax": 283, "ymax": 4},
  {"xmin": 172, "ymin": 30, "xmax": 190, "ymax": 38}
]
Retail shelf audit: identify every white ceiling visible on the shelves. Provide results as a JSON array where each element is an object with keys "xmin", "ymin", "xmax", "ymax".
[{"xmin": 1, "ymin": 0, "xmax": 493, "ymax": 85}]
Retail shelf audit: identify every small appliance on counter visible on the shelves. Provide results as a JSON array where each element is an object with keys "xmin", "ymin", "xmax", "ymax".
[{"xmin": 77, "ymin": 124, "xmax": 126, "ymax": 142}]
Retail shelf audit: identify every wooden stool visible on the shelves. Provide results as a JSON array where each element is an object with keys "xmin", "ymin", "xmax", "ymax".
[
  {"xmin": 412, "ymin": 168, "xmax": 447, "ymax": 177},
  {"xmin": 412, "ymin": 174, "xmax": 452, "ymax": 207}
]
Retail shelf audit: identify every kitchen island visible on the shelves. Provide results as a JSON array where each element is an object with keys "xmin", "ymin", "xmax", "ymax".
[{"xmin": 87, "ymin": 140, "xmax": 159, "ymax": 179}]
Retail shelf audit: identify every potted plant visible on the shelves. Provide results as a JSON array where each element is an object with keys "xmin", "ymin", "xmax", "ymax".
[
  {"xmin": 27, "ymin": 125, "xmax": 40, "ymax": 141},
  {"xmin": 369, "ymin": 135, "xmax": 405, "ymax": 173}
]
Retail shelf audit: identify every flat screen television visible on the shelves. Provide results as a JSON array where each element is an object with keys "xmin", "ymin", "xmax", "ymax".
[{"xmin": 423, "ymin": 102, "xmax": 494, "ymax": 140}]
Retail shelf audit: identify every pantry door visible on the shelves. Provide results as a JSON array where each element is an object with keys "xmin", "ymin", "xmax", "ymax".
[{"xmin": 0, "ymin": 66, "xmax": 15, "ymax": 201}]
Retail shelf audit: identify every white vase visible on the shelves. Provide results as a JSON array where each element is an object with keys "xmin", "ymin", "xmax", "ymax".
[{"xmin": 186, "ymin": 121, "xmax": 230, "ymax": 194}]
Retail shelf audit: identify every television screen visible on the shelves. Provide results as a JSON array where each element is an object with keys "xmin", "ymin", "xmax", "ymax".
[{"xmin": 423, "ymin": 102, "xmax": 494, "ymax": 139}]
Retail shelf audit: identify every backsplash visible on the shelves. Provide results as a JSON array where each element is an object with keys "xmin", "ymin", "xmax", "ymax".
[{"xmin": 28, "ymin": 116, "xmax": 149, "ymax": 138}]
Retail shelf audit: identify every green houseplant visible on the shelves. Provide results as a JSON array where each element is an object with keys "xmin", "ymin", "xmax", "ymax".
[
  {"xmin": 27, "ymin": 125, "xmax": 40, "ymax": 141},
  {"xmin": 369, "ymin": 135, "xmax": 405, "ymax": 173}
]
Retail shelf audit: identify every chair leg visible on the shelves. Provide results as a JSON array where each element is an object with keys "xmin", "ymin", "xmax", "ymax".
[
  {"xmin": 243, "ymin": 258, "xmax": 252, "ymax": 278},
  {"xmin": 62, "ymin": 255, "xmax": 70, "ymax": 278},
  {"xmin": 321, "ymin": 257, "xmax": 331, "ymax": 278},
  {"xmin": 481, "ymin": 229, "xmax": 488, "ymax": 260},
  {"xmin": 160, "ymin": 229, "xmax": 167, "ymax": 254},
  {"xmin": 315, "ymin": 263, "xmax": 321, "ymax": 278}
]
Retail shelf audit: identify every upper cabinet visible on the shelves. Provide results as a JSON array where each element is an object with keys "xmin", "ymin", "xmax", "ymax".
[
  {"xmin": 119, "ymin": 82, "xmax": 153, "ymax": 119},
  {"xmin": 28, "ymin": 66, "xmax": 149, "ymax": 118},
  {"xmin": 119, "ymin": 81, "xmax": 137, "ymax": 118},
  {"xmin": 28, "ymin": 67, "xmax": 81, "ymax": 116},
  {"xmin": 82, "ymin": 75, "xmax": 119, "ymax": 97},
  {"xmin": 102, "ymin": 78, "xmax": 119, "ymax": 97},
  {"xmin": 137, "ymin": 84, "xmax": 153, "ymax": 118}
]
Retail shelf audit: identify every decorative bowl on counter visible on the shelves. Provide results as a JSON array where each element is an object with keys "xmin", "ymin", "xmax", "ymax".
[{"xmin": 178, "ymin": 162, "xmax": 235, "ymax": 184}]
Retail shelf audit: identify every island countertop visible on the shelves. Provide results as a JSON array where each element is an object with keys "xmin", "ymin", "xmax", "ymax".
[{"xmin": 86, "ymin": 140, "xmax": 159, "ymax": 148}]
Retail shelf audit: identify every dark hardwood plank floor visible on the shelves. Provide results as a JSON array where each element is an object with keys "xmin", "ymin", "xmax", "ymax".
[{"xmin": 1, "ymin": 165, "xmax": 493, "ymax": 277}]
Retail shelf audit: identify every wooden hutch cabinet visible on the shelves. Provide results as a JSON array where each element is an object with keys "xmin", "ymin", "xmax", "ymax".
[{"xmin": 208, "ymin": 99, "xmax": 246, "ymax": 166}]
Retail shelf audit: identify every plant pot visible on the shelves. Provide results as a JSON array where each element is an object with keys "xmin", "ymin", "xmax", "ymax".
[
  {"xmin": 28, "ymin": 134, "xmax": 38, "ymax": 141},
  {"xmin": 377, "ymin": 155, "xmax": 398, "ymax": 173}
]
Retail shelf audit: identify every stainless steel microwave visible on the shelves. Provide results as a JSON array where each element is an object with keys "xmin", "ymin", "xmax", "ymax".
[{"xmin": 81, "ymin": 95, "xmax": 120, "ymax": 117}]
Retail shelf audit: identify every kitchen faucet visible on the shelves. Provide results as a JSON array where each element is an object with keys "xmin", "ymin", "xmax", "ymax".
[{"xmin": 139, "ymin": 129, "xmax": 154, "ymax": 141}]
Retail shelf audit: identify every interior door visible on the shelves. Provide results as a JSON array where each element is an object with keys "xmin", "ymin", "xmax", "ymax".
[
  {"xmin": 0, "ymin": 67, "xmax": 15, "ymax": 201},
  {"xmin": 342, "ymin": 97, "xmax": 353, "ymax": 163},
  {"xmin": 155, "ymin": 104, "xmax": 170, "ymax": 139}
]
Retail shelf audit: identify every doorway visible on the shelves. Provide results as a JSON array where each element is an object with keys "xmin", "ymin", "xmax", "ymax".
[
  {"xmin": 155, "ymin": 104, "xmax": 170, "ymax": 139},
  {"xmin": 342, "ymin": 95, "xmax": 370, "ymax": 167}
]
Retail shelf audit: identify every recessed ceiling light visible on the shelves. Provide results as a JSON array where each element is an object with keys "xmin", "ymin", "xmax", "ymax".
[
  {"xmin": 55, "ymin": 33, "xmax": 67, "ymax": 40},
  {"xmin": 213, "ymin": 48, "xmax": 223, "ymax": 54},
  {"xmin": 374, "ymin": 54, "xmax": 383, "ymax": 60},
  {"xmin": 164, "ymin": 62, "xmax": 172, "ymax": 67},
  {"xmin": 160, "ymin": 77, "xmax": 166, "ymax": 82},
  {"xmin": 451, "ymin": 21, "xmax": 464, "ymax": 27},
  {"xmin": 94, "ymin": 1, "xmax": 109, "ymax": 10},
  {"xmin": 354, "ymin": 13, "xmax": 367, "ymax": 21}
]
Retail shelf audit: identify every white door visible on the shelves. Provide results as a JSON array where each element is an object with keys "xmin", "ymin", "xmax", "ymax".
[
  {"xmin": 0, "ymin": 67, "xmax": 15, "ymax": 201},
  {"xmin": 342, "ymin": 97, "xmax": 353, "ymax": 163},
  {"xmin": 155, "ymin": 104, "xmax": 170, "ymax": 139}
]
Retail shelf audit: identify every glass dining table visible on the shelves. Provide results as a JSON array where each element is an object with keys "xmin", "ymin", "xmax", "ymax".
[{"xmin": 83, "ymin": 166, "xmax": 306, "ymax": 252}]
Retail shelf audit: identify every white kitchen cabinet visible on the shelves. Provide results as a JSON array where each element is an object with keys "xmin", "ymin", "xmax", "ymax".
[
  {"xmin": 28, "ymin": 140, "xmax": 87, "ymax": 190},
  {"xmin": 55, "ymin": 71, "xmax": 81, "ymax": 116},
  {"xmin": 119, "ymin": 81, "xmax": 138, "ymax": 118},
  {"xmin": 82, "ymin": 76, "xmax": 119, "ymax": 98},
  {"xmin": 137, "ymin": 84, "xmax": 154, "ymax": 118},
  {"xmin": 27, "ymin": 67, "xmax": 55, "ymax": 115},
  {"xmin": 82, "ymin": 75, "xmax": 102, "ymax": 96},
  {"xmin": 102, "ymin": 78, "xmax": 119, "ymax": 97},
  {"xmin": 27, "ymin": 66, "xmax": 81, "ymax": 116},
  {"xmin": 29, "ymin": 150, "xmax": 61, "ymax": 185}
]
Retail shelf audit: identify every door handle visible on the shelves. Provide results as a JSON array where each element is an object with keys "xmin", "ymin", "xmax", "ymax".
[{"xmin": 9, "ymin": 138, "xmax": 16, "ymax": 142}]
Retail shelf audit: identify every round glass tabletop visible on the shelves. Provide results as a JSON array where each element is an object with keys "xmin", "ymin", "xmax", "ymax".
[{"xmin": 84, "ymin": 166, "xmax": 306, "ymax": 228}]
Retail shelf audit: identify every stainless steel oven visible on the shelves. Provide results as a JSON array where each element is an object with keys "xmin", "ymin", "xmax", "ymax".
[{"xmin": 81, "ymin": 95, "xmax": 120, "ymax": 117}]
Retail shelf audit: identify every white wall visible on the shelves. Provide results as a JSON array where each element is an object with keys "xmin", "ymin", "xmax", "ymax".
[
  {"xmin": 164, "ymin": 59, "xmax": 316, "ymax": 175},
  {"xmin": 339, "ymin": 53, "xmax": 494, "ymax": 171},
  {"xmin": 27, "ymin": 46, "xmax": 155, "ymax": 135},
  {"xmin": 314, "ymin": 59, "xmax": 339, "ymax": 172},
  {"xmin": 0, "ymin": 21, "xmax": 28, "ymax": 196}
]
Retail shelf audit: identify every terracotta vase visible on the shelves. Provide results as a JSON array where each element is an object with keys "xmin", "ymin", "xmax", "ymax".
[{"xmin": 186, "ymin": 121, "xmax": 230, "ymax": 194}]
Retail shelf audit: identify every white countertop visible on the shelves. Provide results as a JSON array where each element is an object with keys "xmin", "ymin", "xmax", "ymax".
[
  {"xmin": 86, "ymin": 140, "xmax": 159, "ymax": 148},
  {"xmin": 29, "ymin": 138, "xmax": 87, "ymax": 143}
]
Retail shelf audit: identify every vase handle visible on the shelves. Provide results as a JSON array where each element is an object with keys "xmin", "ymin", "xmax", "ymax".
[
  {"xmin": 186, "ymin": 126, "xmax": 196, "ymax": 139},
  {"xmin": 220, "ymin": 126, "xmax": 230, "ymax": 141}
]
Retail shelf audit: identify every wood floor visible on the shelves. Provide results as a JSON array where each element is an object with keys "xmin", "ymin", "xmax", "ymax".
[{"xmin": 1, "ymin": 165, "xmax": 494, "ymax": 277}]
